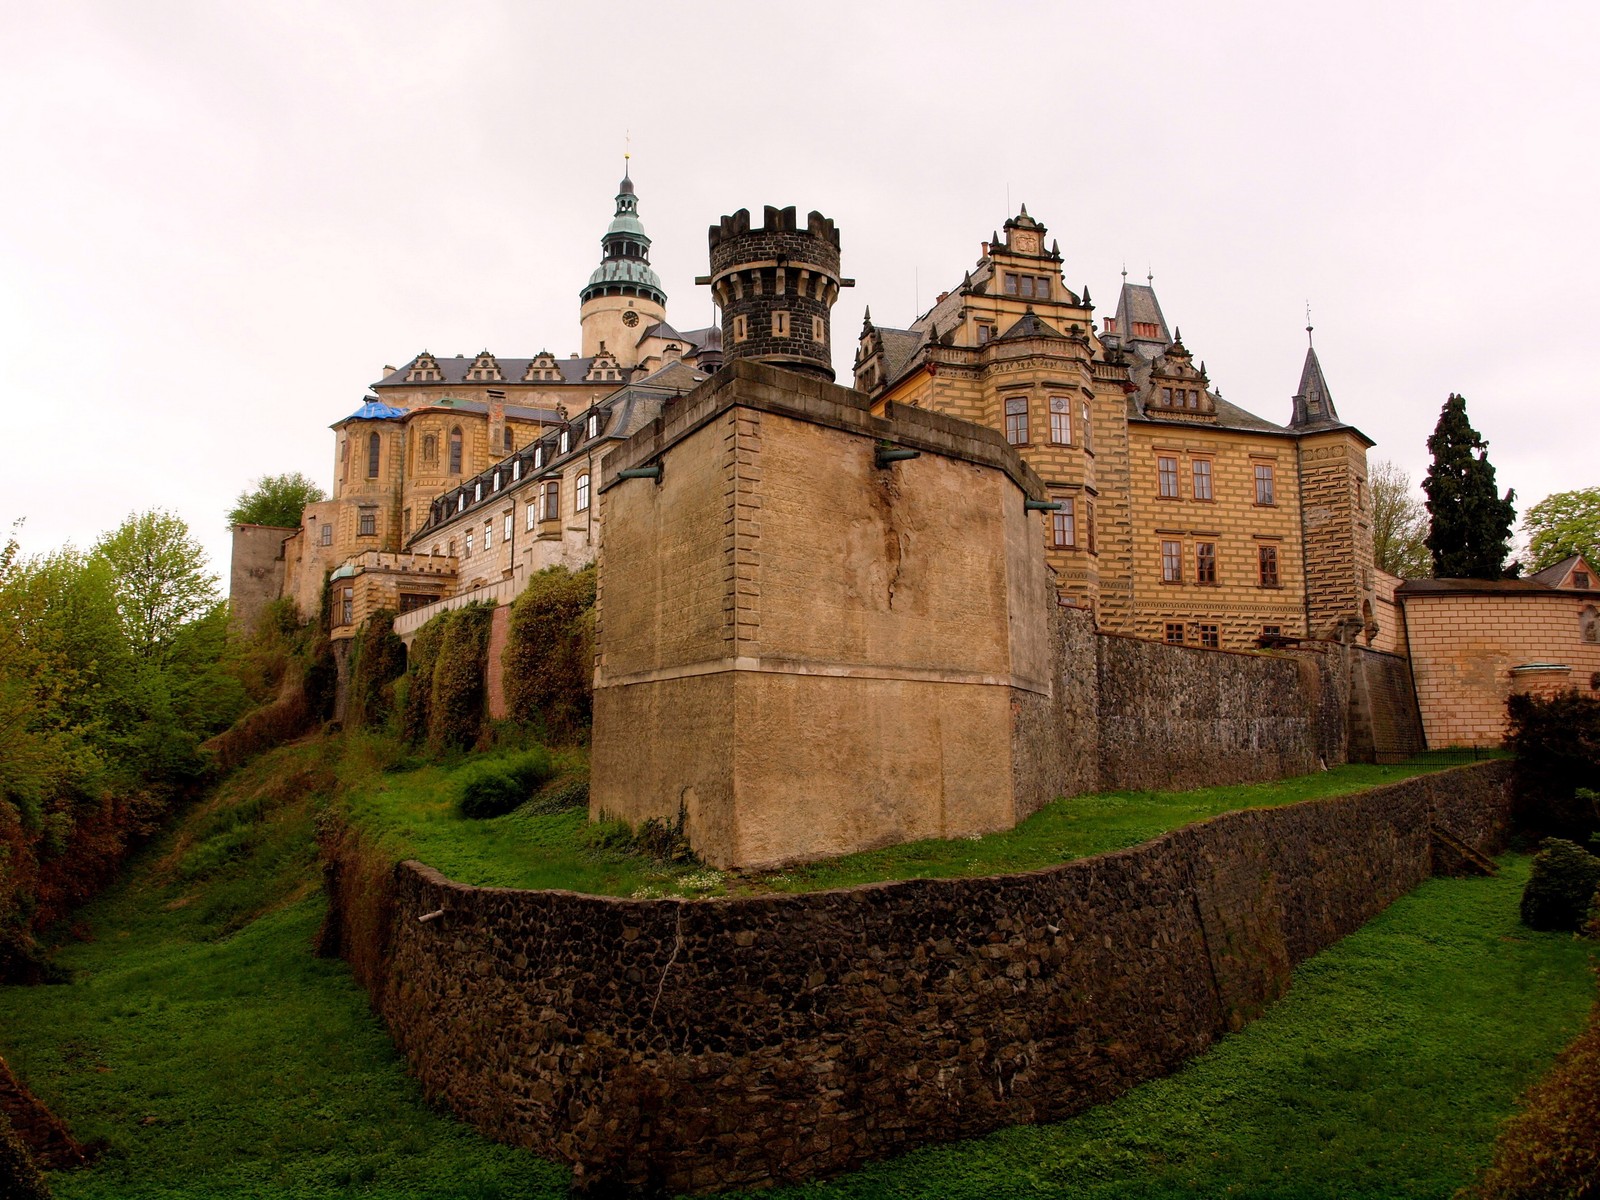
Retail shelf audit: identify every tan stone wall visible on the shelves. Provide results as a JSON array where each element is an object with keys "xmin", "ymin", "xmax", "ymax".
[
  {"xmin": 592, "ymin": 362, "xmax": 1054, "ymax": 869},
  {"xmin": 1403, "ymin": 591, "xmax": 1600, "ymax": 746},
  {"xmin": 1124, "ymin": 424, "xmax": 1307, "ymax": 649},
  {"xmin": 228, "ymin": 524, "xmax": 294, "ymax": 634},
  {"xmin": 1296, "ymin": 430, "xmax": 1374, "ymax": 639}
]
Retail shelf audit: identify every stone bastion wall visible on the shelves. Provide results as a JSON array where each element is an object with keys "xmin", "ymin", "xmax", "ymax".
[{"xmin": 318, "ymin": 759, "xmax": 1511, "ymax": 1195}]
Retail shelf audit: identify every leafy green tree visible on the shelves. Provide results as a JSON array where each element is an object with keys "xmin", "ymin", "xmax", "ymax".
[
  {"xmin": 93, "ymin": 510, "xmax": 221, "ymax": 662},
  {"xmin": 226, "ymin": 471, "xmax": 324, "ymax": 529},
  {"xmin": 1520, "ymin": 486, "xmax": 1600, "ymax": 573},
  {"xmin": 1422, "ymin": 394, "xmax": 1516, "ymax": 579},
  {"xmin": 1369, "ymin": 459, "xmax": 1431, "ymax": 578}
]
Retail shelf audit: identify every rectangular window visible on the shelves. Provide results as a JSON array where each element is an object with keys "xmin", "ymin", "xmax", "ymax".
[
  {"xmin": 1051, "ymin": 497, "xmax": 1076, "ymax": 548},
  {"xmin": 1196, "ymin": 541, "xmax": 1217, "ymax": 584},
  {"xmin": 1192, "ymin": 459, "xmax": 1213, "ymax": 500},
  {"xmin": 1572, "ymin": 570, "xmax": 1589, "ymax": 588},
  {"xmin": 1034, "ymin": 276, "xmax": 1049, "ymax": 299},
  {"xmin": 402, "ymin": 509, "xmax": 411, "ymax": 538},
  {"xmin": 1081, "ymin": 401, "xmax": 1093, "ymax": 453},
  {"xmin": 1254, "ymin": 463, "xmax": 1276, "ymax": 505},
  {"xmin": 1049, "ymin": 396, "xmax": 1071, "ymax": 444},
  {"xmin": 340, "ymin": 588, "xmax": 352, "ymax": 626},
  {"xmin": 1086, "ymin": 501, "xmax": 1096, "ymax": 554},
  {"xmin": 357, "ymin": 509, "xmax": 376, "ymax": 537},
  {"xmin": 1161, "ymin": 539, "xmax": 1182, "ymax": 583},
  {"xmin": 542, "ymin": 479, "xmax": 560, "ymax": 522},
  {"xmin": 484, "ymin": 521, "xmax": 492, "ymax": 550},
  {"xmin": 1162, "ymin": 386, "xmax": 1173, "ymax": 405},
  {"xmin": 1262, "ymin": 624, "xmax": 1282, "ymax": 638},
  {"xmin": 319, "ymin": 523, "xmax": 332, "ymax": 546},
  {"xmin": 504, "ymin": 513, "xmax": 512, "ymax": 541},
  {"xmin": 1165, "ymin": 622, "xmax": 1185, "ymax": 645},
  {"xmin": 1259, "ymin": 544, "xmax": 1280, "ymax": 587},
  {"xmin": 465, "ymin": 531, "xmax": 473, "ymax": 556},
  {"xmin": 1198, "ymin": 623, "xmax": 1220, "ymax": 649},
  {"xmin": 526, "ymin": 503, "xmax": 537, "ymax": 531},
  {"xmin": 1157, "ymin": 455, "xmax": 1179, "ymax": 498},
  {"xmin": 1004, "ymin": 395, "xmax": 1029, "ymax": 445},
  {"xmin": 1004, "ymin": 273, "xmax": 1019, "ymax": 295},
  {"xmin": 976, "ymin": 322, "xmax": 995, "ymax": 345}
]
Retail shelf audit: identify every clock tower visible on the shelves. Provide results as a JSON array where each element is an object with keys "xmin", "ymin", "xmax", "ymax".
[{"xmin": 579, "ymin": 166, "xmax": 668, "ymax": 368}]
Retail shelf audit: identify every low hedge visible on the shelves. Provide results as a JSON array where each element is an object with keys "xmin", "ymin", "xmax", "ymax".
[
  {"xmin": 1520, "ymin": 838, "xmax": 1600, "ymax": 933},
  {"xmin": 455, "ymin": 749, "xmax": 556, "ymax": 819}
]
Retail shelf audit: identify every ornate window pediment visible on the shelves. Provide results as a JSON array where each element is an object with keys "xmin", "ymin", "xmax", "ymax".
[
  {"xmin": 467, "ymin": 351, "xmax": 504, "ymax": 382},
  {"xmin": 406, "ymin": 352, "xmax": 444, "ymax": 383}
]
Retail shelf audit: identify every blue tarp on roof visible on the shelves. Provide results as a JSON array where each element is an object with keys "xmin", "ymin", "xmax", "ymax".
[{"xmin": 345, "ymin": 399, "xmax": 407, "ymax": 421}]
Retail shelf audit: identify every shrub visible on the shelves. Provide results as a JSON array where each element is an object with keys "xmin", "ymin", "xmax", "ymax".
[
  {"xmin": 529, "ymin": 773, "xmax": 589, "ymax": 815},
  {"xmin": 503, "ymin": 565, "xmax": 596, "ymax": 743},
  {"xmin": 1471, "ymin": 995, "xmax": 1600, "ymax": 1200},
  {"xmin": 346, "ymin": 610, "xmax": 406, "ymax": 731},
  {"xmin": 455, "ymin": 749, "xmax": 555, "ymax": 819},
  {"xmin": 0, "ymin": 1110, "xmax": 51, "ymax": 1200},
  {"xmin": 427, "ymin": 606, "xmax": 493, "ymax": 752},
  {"xmin": 1507, "ymin": 691, "xmax": 1600, "ymax": 841},
  {"xmin": 399, "ymin": 616, "xmax": 445, "ymax": 744},
  {"xmin": 1520, "ymin": 838, "xmax": 1600, "ymax": 933}
]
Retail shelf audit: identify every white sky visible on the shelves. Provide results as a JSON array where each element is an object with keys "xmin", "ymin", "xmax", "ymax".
[{"xmin": 2, "ymin": 0, "xmax": 1596, "ymax": 579}]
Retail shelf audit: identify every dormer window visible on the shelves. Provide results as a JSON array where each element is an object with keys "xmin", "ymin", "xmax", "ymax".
[
  {"xmin": 587, "ymin": 413, "xmax": 600, "ymax": 439},
  {"xmin": 467, "ymin": 352, "xmax": 503, "ymax": 382},
  {"xmin": 474, "ymin": 482, "xmax": 482, "ymax": 503},
  {"xmin": 535, "ymin": 445, "xmax": 544, "ymax": 468},
  {"xmin": 1004, "ymin": 274, "xmax": 1051, "ymax": 299},
  {"xmin": 512, "ymin": 459, "xmax": 522, "ymax": 482},
  {"xmin": 559, "ymin": 429, "xmax": 570, "ymax": 454},
  {"xmin": 406, "ymin": 353, "xmax": 443, "ymax": 383},
  {"xmin": 456, "ymin": 493, "xmax": 465, "ymax": 513},
  {"xmin": 492, "ymin": 472, "xmax": 500, "ymax": 492}
]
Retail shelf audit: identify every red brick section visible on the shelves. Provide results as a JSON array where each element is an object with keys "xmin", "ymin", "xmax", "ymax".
[
  {"xmin": 321, "ymin": 760, "xmax": 1512, "ymax": 1195},
  {"xmin": 484, "ymin": 603, "xmax": 510, "ymax": 720}
]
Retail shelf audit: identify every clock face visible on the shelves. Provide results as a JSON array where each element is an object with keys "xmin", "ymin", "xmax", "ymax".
[{"xmin": 622, "ymin": 311, "xmax": 639, "ymax": 327}]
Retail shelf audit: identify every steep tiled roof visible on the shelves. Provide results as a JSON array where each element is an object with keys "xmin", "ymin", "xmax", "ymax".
[
  {"xmin": 375, "ymin": 354, "xmax": 603, "ymax": 389},
  {"xmin": 1289, "ymin": 344, "xmax": 1344, "ymax": 429},
  {"xmin": 1530, "ymin": 554, "xmax": 1595, "ymax": 587},
  {"xmin": 995, "ymin": 309, "xmax": 1067, "ymax": 342},
  {"xmin": 1110, "ymin": 282, "xmax": 1171, "ymax": 356}
]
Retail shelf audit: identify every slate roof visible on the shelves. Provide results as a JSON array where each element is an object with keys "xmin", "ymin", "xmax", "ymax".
[
  {"xmin": 1397, "ymin": 576, "xmax": 1574, "ymax": 596},
  {"xmin": 1530, "ymin": 554, "xmax": 1595, "ymax": 587},
  {"xmin": 1289, "ymin": 344, "xmax": 1344, "ymax": 429},
  {"xmin": 374, "ymin": 354, "xmax": 607, "ymax": 389},
  {"xmin": 1110, "ymin": 282, "xmax": 1172, "ymax": 355},
  {"xmin": 995, "ymin": 309, "xmax": 1067, "ymax": 342},
  {"xmin": 874, "ymin": 326, "xmax": 928, "ymax": 385}
]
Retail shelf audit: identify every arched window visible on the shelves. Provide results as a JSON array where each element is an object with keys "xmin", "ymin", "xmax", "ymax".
[
  {"xmin": 449, "ymin": 426, "xmax": 463, "ymax": 474},
  {"xmin": 504, "ymin": 426, "xmax": 514, "ymax": 450},
  {"xmin": 576, "ymin": 472, "xmax": 591, "ymax": 512},
  {"xmin": 422, "ymin": 434, "xmax": 438, "ymax": 464},
  {"xmin": 367, "ymin": 431, "xmax": 381, "ymax": 478}
]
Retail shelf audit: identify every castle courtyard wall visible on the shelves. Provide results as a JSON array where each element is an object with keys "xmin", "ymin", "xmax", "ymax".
[
  {"xmin": 1402, "ymin": 590, "xmax": 1600, "ymax": 747},
  {"xmin": 320, "ymin": 760, "xmax": 1513, "ymax": 1195}
]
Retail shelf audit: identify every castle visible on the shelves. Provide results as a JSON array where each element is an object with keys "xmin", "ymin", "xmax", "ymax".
[
  {"xmin": 233, "ymin": 172, "xmax": 1381, "ymax": 657},
  {"xmin": 229, "ymin": 172, "xmax": 1599, "ymax": 864}
]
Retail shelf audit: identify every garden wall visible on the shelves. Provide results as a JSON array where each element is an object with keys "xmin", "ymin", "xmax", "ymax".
[{"xmin": 321, "ymin": 760, "xmax": 1513, "ymax": 1195}]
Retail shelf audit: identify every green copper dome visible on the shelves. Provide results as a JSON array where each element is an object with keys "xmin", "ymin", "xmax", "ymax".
[{"xmin": 580, "ymin": 170, "xmax": 666, "ymax": 307}]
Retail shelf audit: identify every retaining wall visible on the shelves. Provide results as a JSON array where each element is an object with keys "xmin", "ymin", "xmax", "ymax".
[{"xmin": 321, "ymin": 759, "xmax": 1513, "ymax": 1195}]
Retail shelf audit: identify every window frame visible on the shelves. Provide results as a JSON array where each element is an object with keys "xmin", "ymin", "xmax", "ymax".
[
  {"xmin": 576, "ymin": 471, "xmax": 591, "ymax": 513},
  {"xmin": 1258, "ymin": 544, "xmax": 1281, "ymax": 588},
  {"xmin": 1192, "ymin": 458, "xmax": 1213, "ymax": 501},
  {"xmin": 1195, "ymin": 541, "xmax": 1217, "ymax": 585},
  {"xmin": 1049, "ymin": 396, "xmax": 1071, "ymax": 445},
  {"xmin": 1161, "ymin": 539, "xmax": 1183, "ymax": 583},
  {"xmin": 1051, "ymin": 496, "xmax": 1076, "ymax": 549},
  {"xmin": 1254, "ymin": 462, "xmax": 1276, "ymax": 506},
  {"xmin": 1003, "ymin": 395, "xmax": 1029, "ymax": 446},
  {"xmin": 1157, "ymin": 455, "xmax": 1179, "ymax": 498}
]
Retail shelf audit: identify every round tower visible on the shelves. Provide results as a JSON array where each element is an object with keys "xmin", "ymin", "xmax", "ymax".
[
  {"xmin": 580, "ymin": 168, "xmax": 667, "ymax": 366},
  {"xmin": 705, "ymin": 205, "xmax": 847, "ymax": 381}
]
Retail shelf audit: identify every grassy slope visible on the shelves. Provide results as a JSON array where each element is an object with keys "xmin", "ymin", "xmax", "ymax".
[
  {"xmin": 0, "ymin": 742, "xmax": 566, "ymax": 1200},
  {"xmin": 0, "ymin": 741, "xmax": 1585, "ymax": 1199}
]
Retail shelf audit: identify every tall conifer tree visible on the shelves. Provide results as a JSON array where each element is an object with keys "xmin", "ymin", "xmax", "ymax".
[{"xmin": 1422, "ymin": 393, "xmax": 1517, "ymax": 579}]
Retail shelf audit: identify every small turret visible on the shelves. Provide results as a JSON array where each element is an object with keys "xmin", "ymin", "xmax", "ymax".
[{"xmin": 701, "ymin": 206, "xmax": 853, "ymax": 381}]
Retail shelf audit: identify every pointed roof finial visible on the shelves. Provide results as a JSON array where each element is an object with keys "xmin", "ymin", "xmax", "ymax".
[
  {"xmin": 1173, "ymin": 326, "xmax": 1182, "ymax": 343},
  {"xmin": 1147, "ymin": 265, "xmax": 1154, "ymax": 285},
  {"xmin": 1082, "ymin": 285, "xmax": 1092, "ymax": 306},
  {"xmin": 1121, "ymin": 262, "xmax": 1128, "ymax": 281},
  {"xmin": 1306, "ymin": 299, "xmax": 1314, "ymax": 346}
]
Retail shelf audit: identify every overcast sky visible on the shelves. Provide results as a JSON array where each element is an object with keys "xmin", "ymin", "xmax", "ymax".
[{"xmin": 3, "ymin": 0, "xmax": 1595, "ymax": 580}]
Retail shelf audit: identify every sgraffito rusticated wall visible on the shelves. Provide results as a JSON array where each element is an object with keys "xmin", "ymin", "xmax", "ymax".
[{"xmin": 320, "ymin": 760, "xmax": 1512, "ymax": 1195}]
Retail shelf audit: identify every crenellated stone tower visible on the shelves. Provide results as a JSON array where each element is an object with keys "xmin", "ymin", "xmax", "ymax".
[{"xmin": 701, "ymin": 206, "xmax": 851, "ymax": 381}]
